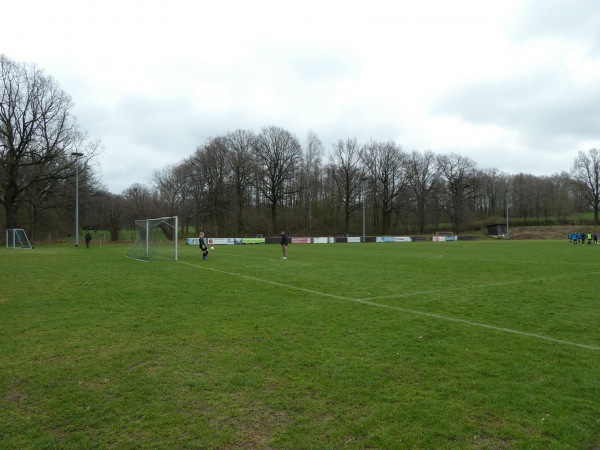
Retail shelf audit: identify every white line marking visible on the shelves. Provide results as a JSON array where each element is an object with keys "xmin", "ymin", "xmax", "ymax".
[
  {"xmin": 179, "ymin": 261, "xmax": 600, "ymax": 351},
  {"xmin": 179, "ymin": 261, "xmax": 350, "ymax": 300},
  {"xmin": 124, "ymin": 255, "xmax": 149, "ymax": 263},
  {"xmin": 349, "ymin": 299, "xmax": 600, "ymax": 351}
]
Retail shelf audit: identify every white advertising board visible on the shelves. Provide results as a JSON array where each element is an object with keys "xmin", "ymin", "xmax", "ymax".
[
  {"xmin": 376, "ymin": 236, "xmax": 412, "ymax": 243},
  {"xmin": 313, "ymin": 237, "xmax": 334, "ymax": 244}
]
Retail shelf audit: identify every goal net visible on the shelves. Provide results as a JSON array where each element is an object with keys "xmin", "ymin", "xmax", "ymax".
[
  {"xmin": 6, "ymin": 228, "xmax": 33, "ymax": 249},
  {"xmin": 126, "ymin": 216, "xmax": 178, "ymax": 261}
]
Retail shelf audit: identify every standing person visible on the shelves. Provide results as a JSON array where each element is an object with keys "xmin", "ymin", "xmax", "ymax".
[
  {"xmin": 199, "ymin": 231, "xmax": 209, "ymax": 260},
  {"xmin": 594, "ymin": 232, "xmax": 598, "ymax": 245},
  {"xmin": 280, "ymin": 231, "xmax": 288, "ymax": 260},
  {"xmin": 85, "ymin": 232, "xmax": 92, "ymax": 248},
  {"xmin": 588, "ymin": 232, "xmax": 593, "ymax": 245}
]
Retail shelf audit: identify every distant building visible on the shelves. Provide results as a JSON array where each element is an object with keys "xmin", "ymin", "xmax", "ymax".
[{"xmin": 487, "ymin": 223, "xmax": 508, "ymax": 237}]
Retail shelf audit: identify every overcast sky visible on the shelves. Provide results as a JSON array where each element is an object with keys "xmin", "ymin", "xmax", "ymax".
[{"xmin": 3, "ymin": 0, "xmax": 600, "ymax": 193}]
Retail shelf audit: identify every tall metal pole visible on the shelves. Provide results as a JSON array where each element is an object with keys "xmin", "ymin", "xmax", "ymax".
[{"xmin": 72, "ymin": 152, "xmax": 84, "ymax": 247}]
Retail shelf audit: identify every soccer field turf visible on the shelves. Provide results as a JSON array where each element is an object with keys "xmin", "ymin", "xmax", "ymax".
[{"xmin": 1, "ymin": 240, "xmax": 599, "ymax": 448}]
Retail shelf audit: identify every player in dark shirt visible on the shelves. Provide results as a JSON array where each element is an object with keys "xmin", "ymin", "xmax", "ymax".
[
  {"xmin": 280, "ymin": 231, "xmax": 288, "ymax": 260},
  {"xmin": 199, "ymin": 231, "xmax": 208, "ymax": 260}
]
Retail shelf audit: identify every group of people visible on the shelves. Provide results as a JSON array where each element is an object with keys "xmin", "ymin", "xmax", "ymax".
[
  {"xmin": 198, "ymin": 230, "xmax": 289, "ymax": 260},
  {"xmin": 569, "ymin": 232, "xmax": 598, "ymax": 245}
]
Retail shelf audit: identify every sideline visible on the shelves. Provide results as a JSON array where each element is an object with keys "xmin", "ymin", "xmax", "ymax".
[{"xmin": 179, "ymin": 261, "xmax": 600, "ymax": 352}]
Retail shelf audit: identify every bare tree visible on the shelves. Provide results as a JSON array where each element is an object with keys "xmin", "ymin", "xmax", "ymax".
[
  {"xmin": 195, "ymin": 136, "xmax": 232, "ymax": 235},
  {"xmin": 95, "ymin": 190, "xmax": 125, "ymax": 241},
  {"xmin": 407, "ymin": 150, "xmax": 440, "ymax": 234},
  {"xmin": 122, "ymin": 183, "xmax": 154, "ymax": 226},
  {"xmin": 512, "ymin": 173, "xmax": 534, "ymax": 225},
  {"xmin": 571, "ymin": 148, "xmax": 600, "ymax": 225},
  {"xmin": 548, "ymin": 172, "xmax": 576, "ymax": 224},
  {"xmin": 475, "ymin": 168, "xmax": 509, "ymax": 219},
  {"xmin": 535, "ymin": 175, "xmax": 561, "ymax": 225},
  {"xmin": 329, "ymin": 138, "xmax": 364, "ymax": 234},
  {"xmin": 361, "ymin": 140, "xmax": 409, "ymax": 234},
  {"xmin": 0, "ymin": 54, "xmax": 101, "ymax": 229},
  {"xmin": 152, "ymin": 164, "xmax": 183, "ymax": 217},
  {"xmin": 299, "ymin": 130, "xmax": 325, "ymax": 232},
  {"xmin": 225, "ymin": 129, "xmax": 256, "ymax": 235},
  {"xmin": 171, "ymin": 163, "xmax": 195, "ymax": 235},
  {"xmin": 510, "ymin": 172, "xmax": 563, "ymax": 225},
  {"xmin": 437, "ymin": 153, "xmax": 480, "ymax": 233},
  {"xmin": 185, "ymin": 153, "xmax": 208, "ymax": 235},
  {"xmin": 253, "ymin": 126, "xmax": 303, "ymax": 234}
]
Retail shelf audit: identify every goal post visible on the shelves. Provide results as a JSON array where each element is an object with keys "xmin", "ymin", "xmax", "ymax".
[
  {"xmin": 6, "ymin": 229, "xmax": 33, "ymax": 249},
  {"xmin": 126, "ymin": 216, "xmax": 178, "ymax": 261}
]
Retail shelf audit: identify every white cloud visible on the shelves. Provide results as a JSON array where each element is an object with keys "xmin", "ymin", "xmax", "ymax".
[{"xmin": 2, "ymin": 0, "xmax": 599, "ymax": 192}]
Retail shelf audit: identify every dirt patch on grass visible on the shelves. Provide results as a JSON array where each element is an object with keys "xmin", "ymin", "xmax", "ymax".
[{"xmin": 506, "ymin": 226, "xmax": 595, "ymax": 240}]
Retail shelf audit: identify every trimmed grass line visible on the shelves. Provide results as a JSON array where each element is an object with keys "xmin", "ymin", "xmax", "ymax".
[
  {"xmin": 364, "ymin": 275, "xmax": 576, "ymax": 301},
  {"xmin": 179, "ymin": 261, "xmax": 600, "ymax": 352},
  {"xmin": 179, "ymin": 261, "xmax": 352, "ymax": 301}
]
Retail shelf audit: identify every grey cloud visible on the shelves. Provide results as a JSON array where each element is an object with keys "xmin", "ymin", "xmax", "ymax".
[
  {"xmin": 512, "ymin": 0, "xmax": 600, "ymax": 52},
  {"xmin": 111, "ymin": 94, "xmax": 199, "ymax": 150},
  {"xmin": 289, "ymin": 53, "xmax": 358, "ymax": 84},
  {"xmin": 434, "ymin": 67, "xmax": 600, "ymax": 140}
]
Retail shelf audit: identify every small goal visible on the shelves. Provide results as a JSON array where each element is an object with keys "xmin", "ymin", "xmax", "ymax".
[
  {"xmin": 6, "ymin": 229, "xmax": 33, "ymax": 249},
  {"xmin": 126, "ymin": 216, "xmax": 178, "ymax": 261}
]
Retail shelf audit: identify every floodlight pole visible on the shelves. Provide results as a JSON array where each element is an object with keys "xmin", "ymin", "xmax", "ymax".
[
  {"xmin": 505, "ymin": 189, "xmax": 510, "ymax": 240},
  {"xmin": 72, "ymin": 152, "xmax": 84, "ymax": 247}
]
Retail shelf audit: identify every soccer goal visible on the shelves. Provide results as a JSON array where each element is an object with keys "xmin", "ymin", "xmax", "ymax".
[
  {"xmin": 6, "ymin": 228, "xmax": 33, "ymax": 249},
  {"xmin": 126, "ymin": 216, "xmax": 178, "ymax": 261}
]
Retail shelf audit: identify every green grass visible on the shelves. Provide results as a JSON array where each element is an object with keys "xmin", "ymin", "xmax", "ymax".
[{"xmin": 1, "ymin": 240, "xmax": 599, "ymax": 448}]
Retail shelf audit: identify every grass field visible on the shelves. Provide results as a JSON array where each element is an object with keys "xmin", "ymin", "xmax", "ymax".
[{"xmin": 1, "ymin": 240, "xmax": 599, "ymax": 448}]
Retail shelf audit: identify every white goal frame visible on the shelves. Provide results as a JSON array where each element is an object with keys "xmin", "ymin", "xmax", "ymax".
[
  {"xmin": 6, "ymin": 228, "xmax": 33, "ymax": 249},
  {"xmin": 126, "ymin": 216, "xmax": 178, "ymax": 261}
]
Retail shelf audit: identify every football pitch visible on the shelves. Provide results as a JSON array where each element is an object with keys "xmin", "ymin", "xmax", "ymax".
[{"xmin": 1, "ymin": 240, "xmax": 599, "ymax": 448}]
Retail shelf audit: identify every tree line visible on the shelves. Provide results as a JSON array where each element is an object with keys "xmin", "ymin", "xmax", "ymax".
[
  {"xmin": 2, "ymin": 54, "xmax": 600, "ymax": 241},
  {"xmin": 109, "ymin": 131, "xmax": 598, "ymax": 239}
]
